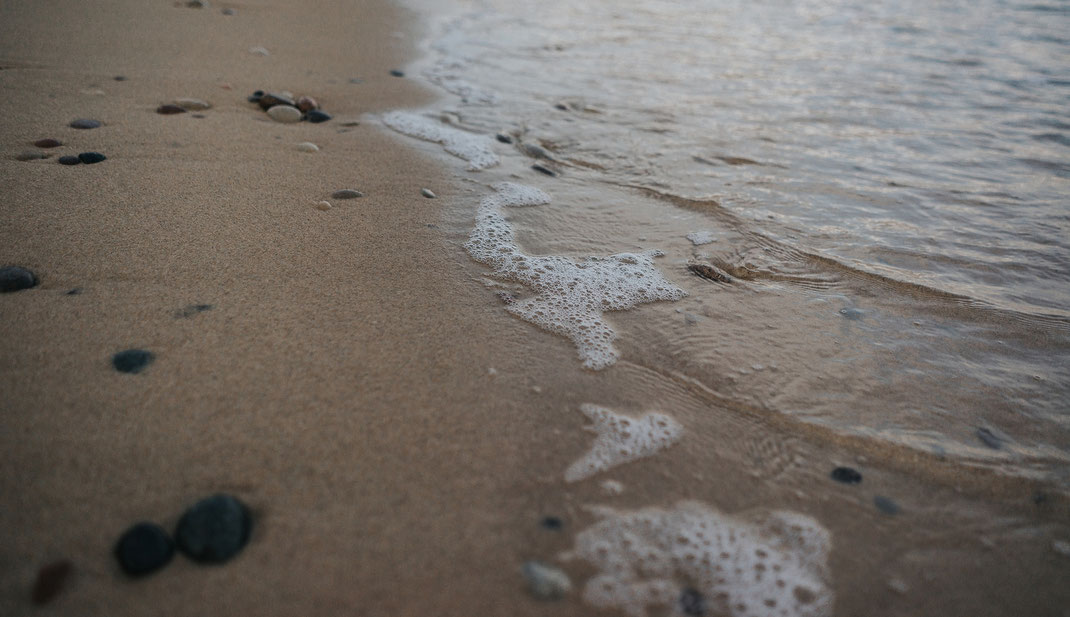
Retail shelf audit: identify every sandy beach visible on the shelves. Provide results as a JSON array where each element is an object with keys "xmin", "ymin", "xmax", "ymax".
[{"xmin": 2, "ymin": 1, "xmax": 1069, "ymax": 615}]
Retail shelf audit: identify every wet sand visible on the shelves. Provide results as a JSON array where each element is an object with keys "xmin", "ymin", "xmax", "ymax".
[{"xmin": 2, "ymin": 1, "xmax": 1069, "ymax": 616}]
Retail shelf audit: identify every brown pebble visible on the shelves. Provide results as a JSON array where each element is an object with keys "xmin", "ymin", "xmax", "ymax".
[
  {"xmin": 687, "ymin": 263, "xmax": 732, "ymax": 283},
  {"xmin": 32, "ymin": 560, "xmax": 73, "ymax": 605},
  {"xmin": 258, "ymin": 92, "xmax": 295, "ymax": 111},
  {"xmin": 296, "ymin": 95, "xmax": 319, "ymax": 112},
  {"xmin": 34, "ymin": 138, "xmax": 62, "ymax": 148},
  {"xmin": 157, "ymin": 104, "xmax": 187, "ymax": 115}
]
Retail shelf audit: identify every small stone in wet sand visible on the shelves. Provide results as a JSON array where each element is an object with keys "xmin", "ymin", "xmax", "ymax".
[
  {"xmin": 78, "ymin": 152, "xmax": 106, "ymax": 164},
  {"xmin": 531, "ymin": 163, "xmax": 558, "ymax": 177},
  {"xmin": 679, "ymin": 588, "xmax": 706, "ymax": 616},
  {"xmin": 69, "ymin": 118, "xmax": 101, "ymax": 129},
  {"xmin": 58, "ymin": 155, "xmax": 81, "ymax": 165},
  {"xmin": 66, "ymin": 288, "xmax": 82, "ymax": 295},
  {"xmin": 540, "ymin": 516, "xmax": 563, "ymax": 530},
  {"xmin": 873, "ymin": 495, "xmax": 901, "ymax": 515},
  {"xmin": 296, "ymin": 95, "xmax": 318, "ymax": 112},
  {"xmin": 830, "ymin": 466, "xmax": 862, "ymax": 484},
  {"xmin": 839, "ymin": 307, "xmax": 864, "ymax": 320},
  {"xmin": 32, "ymin": 559, "xmax": 73, "ymax": 605},
  {"xmin": 112, "ymin": 349, "xmax": 154, "ymax": 374},
  {"xmin": 15, "ymin": 151, "xmax": 49, "ymax": 161},
  {"xmin": 295, "ymin": 142, "xmax": 319, "ymax": 153},
  {"xmin": 687, "ymin": 263, "xmax": 731, "ymax": 283},
  {"xmin": 305, "ymin": 110, "xmax": 331, "ymax": 123},
  {"xmin": 174, "ymin": 98, "xmax": 211, "ymax": 111},
  {"xmin": 976, "ymin": 427, "xmax": 1003, "ymax": 450},
  {"xmin": 114, "ymin": 522, "xmax": 175, "ymax": 577},
  {"xmin": 186, "ymin": 0, "xmax": 209, "ymax": 7},
  {"xmin": 249, "ymin": 46, "xmax": 269, "ymax": 56},
  {"xmin": 175, "ymin": 494, "xmax": 252, "ymax": 564},
  {"xmin": 314, "ymin": 201, "xmax": 332, "ymax": 211},
  {"xmin": 496, "ymin": 133, "xmax": 513, "ymax": 144},
  {"xmin": 221, "ymin": 7, "xmax": 235, "ymax": 15},
  {"xmin": 266, "ymin": 105, "xmax": 301, "ymax": 123},
  {"xmin": 421, "ymin": 188, "xmax": 436, "ymax": 199},
  {"xmin": 114, "ymin": 75, "xmax": 127, "ymax": 81},
  {"xmin": 0, "ymin": 266, "xmax": 39, "ymax": 292},
  {"xmin": 257, "ymin": 92, "xmax": 295, "ymax": 110},
  {"xmin": 34, "ymin": 138, "xmax": 62, "ymax": 148},
  {"xmin": 389, "ymin": 69, "xmax": 405, "ymax": 77},
  {"xmin": 175, "ymin": 303, "xmax": 213, "ymax": 318},
  {"xmin": 521, "ymin": 561, "xmax": 571, "ymax": 600},
  {"xmin": 331, "ymin": 189, "xmax": 363, "ymax": 199},
  {"xmin": 157, "ymin": 104, "xmax": 187, "ymax": 115}
]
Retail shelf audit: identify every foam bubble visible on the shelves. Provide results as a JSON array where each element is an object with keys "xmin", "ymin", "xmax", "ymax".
[
  {"xmin": 465, "ymin": 183, "xmax": 686, "ymax": 369},
  {"xmin": 565, "ymin": 404, "xmax": 683, "ymax": 482},
  {"xmin": 382, "ymin": 111, "xmax": 499, "ymax": 170},
  {"xmin": 570, "ymin": 501, "xmax": 833, "ymax": 617},
  {"xmin": 686, "ymin": 230, "xmax": 717, "ymax": 246}
]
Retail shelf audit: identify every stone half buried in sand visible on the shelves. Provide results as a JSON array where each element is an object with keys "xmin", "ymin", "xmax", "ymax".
[
  {"xmin": 565, "ymin": 404, "xmax": 683, "ymax": 482},
  {"xmin": 465, "ymin": 182, "xmax": 685, "ymax": 370},
  {"xmin": 565, "ymin": 501, "xmax": 834, "ymax": 617},
  {"xmin": 381, "ymin": 110, "xmax": 499, "ymax": 171}
]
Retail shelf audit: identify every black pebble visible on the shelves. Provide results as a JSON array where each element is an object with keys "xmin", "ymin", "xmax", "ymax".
[
  {"xmin": 389, "ymin": 69, "xmax": 405, "ymax": 77},
  {"xmin": 532, "ymin": 163, "xmax": 558, "ymax": 177},
  {"xmin": 873, "ymin": 495, "xmax": 900, "ymax": 515},
  {"xmin": 176, "ymin": 303, "xmax": 213, "ymax": 318},
  {"xmin": 976, "ymin": 427, "xmax": 1003, "ymax": 450},
  {"xmin": 0, "ymin": 266, "xmax": 39, "ymax": 293},
  {"xmin": 114, "ymin": 75, "xmax": 127, "ymax": 81},
  {"xmin": 69, "ymin": 119, "xmax": 101, "ymax": 129},
  {"xmin": 540, "ymin": 516, "xmax": 562, "ymax": 530},
  {"xmin": 830, "ymin": 466, "xmax": 862, "ymax": 484},
  {"xmin": 78, "ymin": 152, "xmax": 107, "ymax": 164},
  {"xmin": 247, "ymin": 90, "xmax": 264, "ymax": 103},
  {"xmin": 58, "ymin": 155, "xmax": 81, "ymax": 165},
  {"xmin": 306, "ymin": 110, "xmax": 331, "ymax": 123},
  {"xmin": 66, "ymin": 288, "xmax": 82, "ymax": 295},
  {"xmin": 31, "ymin": 560, "xmax": 73, "ymax": 605},
  {"xmin": 114, "ymin": 522, "xmax": 175, "ymax": 577},
  {"xmin": 175, "ymin": 494, "xmax": 252, "ymax": 564},
  {"xmin": 679, "ymin": 588, "xmax": 706, "ymax": 616},
  {"xmin": 112, "ymin": 349, "xmax": 154, "ymax": 374},
  {"xmin": 496, "ymin": 133, "xmax": 513, "ymax": 144}
]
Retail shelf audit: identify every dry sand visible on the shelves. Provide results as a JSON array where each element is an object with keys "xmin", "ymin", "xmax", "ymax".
[{"xmin": 2, "ymin": 1, "xmax": 1069, "ymax": 616}]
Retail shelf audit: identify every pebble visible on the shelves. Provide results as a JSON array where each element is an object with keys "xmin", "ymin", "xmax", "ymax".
[
  {"xmin": 247, "ymin": 89, "xmax": 264, "ymax": 103},
  {"xmin": 421, "ymin": 188, "xmax": 436, "ymax": 199},
  {"xmin": 112, "ymin": 349, "xmax": 154, "ymax": 374},
  {"xmin": 688, "ymin": 263, "xmax": 732, "ymax": 283},
  {"xmin": 15, "ymin": 150, "xmax": 49, "ymax": 161},
  {"xmin": 69, "ymin": 118, "xmax": 101, "ymax": 129},
  {"xmin": 186, "ymin": 0, "xmax": 209, "ymax": 7},
  {"xmin": 258, "ymin": 92, "xmax": 295, "ymax": 110},
  {"xmin": 296, "ymin": 95, "xmax": 318, "ymax": 112},
  {"xmin": 314, "ymin": 201, "xmax": 332, "ymax": 211},
  {"xmin": 66, "ymin": 288, "xmax": 82, "ymax": 295},
  {"xmin": 78, "ymin": 152, "xmax": 107, "ymax": 164},
  {"xmin": 266, "ymin": 105, "xmax": 301, "ymax": 123},
  {"xmin": 249, "ymin": 46, "xmax": 270, "ymax": 56},
  {"xmin": 114, "ymin": 75, "xmax": 127, "ymax": 81},
  {"xmin": 58, "ymin": 155, "xmax": 81, "ymax": 165},
  {"xmin": 331, "ymin": 189, "xmax": 364, "ymax": 199},
  {"xmin": 540, "ymin": 516, "xmax": 563, "ymax": 530},
  {"xmin": 531, "ymin": 163, "xmax": 558, "ymax": 177},
  {"xmin": 496, "ymin": 133, "xmax": 513, "ymax": 144},
  {"xmin": 32, "ymin": 559, "xmax": 73, "ymax": 605},
  {"xmin": 175, "ymin": 494, "xmax": 252, "ymax": 563},
  {"xmin": 1053, "ymin": 540, "xmax": 1070, "ymax": 557},
  {"xmin": 174, "ymin": 98, "xmax": 211, "ymax": 111},
  {"xmin": 873, "ymin": 495, "xmax": 901, "ymax": 515},
  {"xmin": 522, "ymin": 143, "xmax": 553, "ymax": 160},
  {"xmin": 830, "ymin": 466, "xmax": 862, "ymax": 484},
  {"xmin": 887, "ymin": 578, "xmax": 910, "ymax": 594},
  {"xmin": 175, "ymin": 303, "xmax": 213, "ymax": 318},
  {"xmin": 389, "ymin": 69, "xmax": 405, "ymax": 77},
  {"xmin": 34, "ymin": 138, "xmax": 62, "ymax": 148},
  {"xmin": 306, "ymin": 110, "xmax": 331, "ymax": 123},
  {"xmin": 295, "ymin": 142, "xmax": 319, "ymax": 153},
  {"xmin": 839, "ymin": 307, "xmax": 864, "ymax": 321},
  {"xmin": 221, "ymin": 7, "xmax": 235, "ymax": 15},
  {"xmin": 0, "ymin": 266, "xmax": 39, "ymax": 292},
  {"xmin": 114, "ymin": 522, "xmax": 175, "ymax": 577},
  {"xmin": 521, "ymin": 561, "xmax": 571, "ymax": 600},
  {"xmin": 976, "ymin": 427, "xmax": 1003, "ymax": 450}
]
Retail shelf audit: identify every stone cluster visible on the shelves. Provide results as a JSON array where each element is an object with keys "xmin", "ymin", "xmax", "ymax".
[{"xmin": 247, "ymin": 90, "xmax": 331, "ymax": 124}]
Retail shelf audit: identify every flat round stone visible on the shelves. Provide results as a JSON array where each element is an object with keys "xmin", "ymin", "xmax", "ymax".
[
  {"xmin": 174, "ymin": 98, "xmax": 211, "ymax": 111},
  {"xmin": 266, "ymin": 105, "xmax": 301, "ymax": 123},
  {"xmin": 295, "ymin": 142, "xmax": 319, "ymax": 153},
  {"xmin": 0, "ymin": 266, "xmax": 39, "ymax": 292},
  {"xmin": 306, "ymin": 110, "xmax": 331, "ymax": 123},
  {"xmin": 34, "ymin": 138, "xmax": 62, "ymax": 148},
  {"xmin": 175, "ymin": 494, "xmax": 252, "ymax": 563},
  {"xmin": 157, "ymin": 104, "xmax": 186, "ymax": 114},
  {"xmin": 331, "ymin": 189, "xmax": 363, "ymax": 199},
  {"xmin": 58, "ymin": 156, "xmax": 81, "ymax": 165},
  {"xmin": 258, "ymin": 92, "xmax": 295, "ymax": 110},
  {"xmin": 112, "ymin": 349, "xmax": 154, "ymax": 374},
  {"xmin": 78, "ymin": 152, "xmax": 107, "ymax": 164},
  {"xmin": 69, "ymin": 118, "xmax": 101, "ymax": 129},
  {"xmin": 830, "ymin": 466, "xmax": 862, "ymax": 484},
  {"xmin": 114, "ymin": 522, "xmax": 175, "ymax": 577}
]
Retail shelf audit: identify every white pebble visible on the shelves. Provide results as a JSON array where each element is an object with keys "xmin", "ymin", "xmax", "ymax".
[
  {"xmin": 174, "ymin": 98, "xmax": 211, "ymax": 111},
  {"xmin": 421, "ymin": 188, "xmax": 436, "ymax": 199},
  {"xmin": 295, "ymin": 142, "xmax": 319, "ymax": 153},
  {"xmin": 267, "ymin": 105, "xmax": 301, "ymax": 123},
  {"xmin": 249, "ymin": 46, "xmax": 269, "ymax": 56},
  {"xmin": 314, "ymin": 201, "xmax": 331, "ymax": 211}
]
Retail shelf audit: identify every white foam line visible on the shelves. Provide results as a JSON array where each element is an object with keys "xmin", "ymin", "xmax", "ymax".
[{"xmin": 382, "ymin": 110, "xmax": 499, "ymax": 170}]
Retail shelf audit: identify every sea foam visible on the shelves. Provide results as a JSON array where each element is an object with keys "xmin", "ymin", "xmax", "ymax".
[
  {"xmin": 381, "ymin": 111, "xmax": 499, "ymax": 170},
  {"xmin": 565, "ymin": 404, "xmax": 683, "ymax": 482},
  {"xmin": 466, "ymin": 182, "xmax": 686, "ymax": 370},
  {"xmin": 569, "ymin": 501, "xmax": 833, "ymax": 617}
]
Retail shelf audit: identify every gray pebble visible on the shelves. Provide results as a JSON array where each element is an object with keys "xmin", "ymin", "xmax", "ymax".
[
  {"xmin": 15, "ymin": 150, "xmax": 49, "ymax": 161},
  {"xmin": 421, "ymin": 188, "xmax": 436, "ymax": 199},
  {"xmin": 331, "ymin": 189, "xmax": 364, "ymax": 199},
  {"xmin": 532, "ymin": 163, "xmax": 558, "ymax": 177},
  {"xmin": 266, "ymin": 105, "xmax": 301, "ymax": 123},
  {"xmin": 0, "ymin": 266, "xmax": 39, "ymax": 292},
  {"xmin": 522, "ymin": 561, "xmax": 570, "ymax": 600},
  {"xmin": 69, "ymin": 118, "xmax": 101, "ymax": 129},
  {"xmin": 839, "ymin": 307, "xmax": 864, "ymax": 320},
  {"xmin": 976, "ymin": 427, "xmax": 1003, "ymax": 450},
  {"xmin": 873, "ymin": 495, "xmax": 900, "ymax": 515},
  {"xmin": 175, "ymin": 494, "xmax": 252, "ymax": 563}
]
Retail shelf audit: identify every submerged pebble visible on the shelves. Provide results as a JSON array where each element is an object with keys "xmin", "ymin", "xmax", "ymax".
[
  {"xmin": 156, "ymin": 104, "xmax": 186, "ymax": 115},
  {"xmin": 531, "ymin": 163, "xmax": 558, "ymax": 177},
  {"xmin": 112, "ymin": 349, "xmax": 154, "ymax": 374},
  {"xmin": 830, "ymin": 466, "xmax": 862, "ymax": 484},
  {"xmin": 873, "ymin": 495, "xmax": 901, "ymax": 515},
  {"xmin": 976, "ymin": 427, "xmax": 1004, "ymax": 450},
  {"xmin": 389, "ymin": 69, "xmax": 405, "ymax": 77},
  {"xmin": 496, "ymin": 133, "xmax": 513, "ymax": 144},
  {"xmin": 540, "ymin": 516, "xmax": 563, "ymax": 530},
  {"xmin": 114, "ymin": 522, "xmax": 175, "ymax": 577},
  {"xmin": 266, "ymin": 105, "xmax": 301, "ymax": 123},
  {"xmin": 78, "ymin": 152, "xmax": 107, "ymax": 164},
  {"xmin": 839, "ymin": 307, "xmax": 865, "ymax": 321},
  {"xmin": 306, "ymin": 110, "xmax": 331, "ymax": 123},
  {"xmin": 221, "ymin": 7, "xmax": 235, "ymax": 15},
  {"xmin": 687, "ymin": 263, "xmax": 731, "ymax": 283},
  {"xmin": 521, "ymin": 561, "xmax": 571, "ymax": 600},
  {"xmin": 175, "ymin": 494, "xmax": 252, "ymax": 563},
  {"xmin": 34, "ymin": 138, "xmax": 62, "ymax": 148},
  {"xmin": 69, "ymin": 118, "xmax": 101, "ymax": 129},
  {"xmin": 0, "ymin": 266, "xmax": 39, "ymax": 292},
  {"xmin": 58, "ymin": 155, "xmax": 81, "ymax": 165},
  {"xmin": 421, "ymin": 188, "xmax": 436, "ymax": 199},
  {"xmin": 331, "ymin": 189, "xmax": 363, "ymax": 199},
  {"xmin": 32, "ymin": 560, "xmax": 73, "ymax": 605},
  {"xmin": 679, "ymin": 588, "xmax": 706, "ymax": 616},
  {"xmin": 295, "ymin": 142, "xmax": 319, "ymax": 153}
]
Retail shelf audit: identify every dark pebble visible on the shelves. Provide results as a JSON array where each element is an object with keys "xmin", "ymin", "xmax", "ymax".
[
  {"xmin": 1032, "ymin": 491, "xmax": 1048, "ymax": 506},
  {"xmin": 69, "ymin": 118, "xmax": 101, "ymax": 129},
  {"xmin": 247, "ymin": 90, "xmax": 264, "ymax": 103},
  {"xmin": 532, "ymin": 163, "xmax": 558, "ymax": 177},
  {"xmin": 192, "ymin": 113, "xmax": 205, "ymax": 119},
  {"xmin": 554, "ymin": 103, "xmax": 569, "ymax": 111},
  {"xmin": 976, "ymin": 427, "xmax": 1003, "ymax": 450},
  {"xmin": 830, "ymin": 466, "xmax": 862, "ymax": 484},
  {"xmin": 157, "ymin": 104, "xmax": 187, "ymax": 115},
  {"xmin": 688, "ymin": 263, "xmax": 731, "ymax": 283},
  {"xmin": 58, "ymin": 155, "xmax": 81, "ymax": 165},
  {"xmin": 114, "ymin": 75, "xmax": 127, "ymax": 81},
  {"xmin": 257, "ymin": 92, "xmax": 295, "ymax": 110},
  {"xmin": 66, "ymin": 288, "xmax": 82, "ymax": 295},
  {"xmin": 389, "ymin": 69, "xmax": 405, "ymax": 77},
  {"xmin": 34, "ymin": 138, "xmax": 62, "ymax": 148},
  {"xmin": 176, "ymin": 303, "xmax": 213, "ymax": 318},
  {"xmin": 32, "ymin": 560, "xmax": 73, "ymax": 605},
  {"xmin": 175, "ymin": 494, "xmax": 252, "ymax": 563},
  {"xmin": 306, "ymin": 110, "xmax": 331, "ymax": 123},
  {"xmin": 221, "ymin": 7, "xmax": 235, "ymax": 15},
  {"xmin": 873, "ymin": 495, "xmax": 900, "ymax": 515},
  {"xmin": 679, "ymin": 588, "xmax": 706, "ymax": 616},
  {"xmin": 0, "ymin": 266, "xmax": 39, "ymax": 292},
  {"xmin": 78, "ymin": 152, "xmax": 107, "ymax": 164},
  {"xmin": 114, "ymin": 522, "xmax": 175, "ymax": 577},
  {"xmin": 496, "ymin": 133, "xmax": 513, "ymax": 144},
  {"xmin": 540, "ymin": 516, "xmax": 563, "ymax": 530},
  {"xmin": 112, "ymin": 349, "xmax": 154, "ymax": 374}
]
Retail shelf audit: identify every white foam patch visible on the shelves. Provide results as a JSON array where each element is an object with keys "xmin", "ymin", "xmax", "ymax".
[
  {"xmin": 382, "ymin": 111, "xmax": 499, "ymax": 170},
  {"xmin": 565, "ymin": 404, "xmax": 683, "ymax": 482},
  {"xmin": 686, "ymin": 230, "xmax": 717, "ymax": 246},
  {"xmin": 466, "ymin": 183, "xmax": 686, "ymax": 370},
  {"xmin": 569, "ymin": 502, "xmax": 833, "ymax": 617}
]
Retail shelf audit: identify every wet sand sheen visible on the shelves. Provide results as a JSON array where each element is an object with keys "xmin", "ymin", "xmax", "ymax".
[{"xmin": 1, "ymin": 1, "xmax": 1069, "ymax": 617}]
